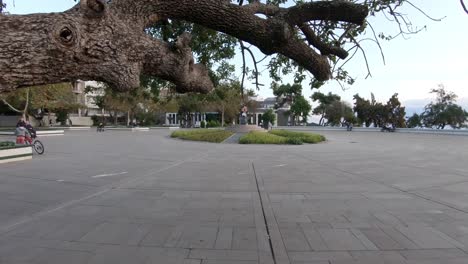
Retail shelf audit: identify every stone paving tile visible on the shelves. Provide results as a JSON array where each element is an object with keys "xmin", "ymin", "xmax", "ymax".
[
  {"xmin": 202, "ymin": 261, "xmax": 258, "ymax": 264},
  {"xmin": 232, "ymin": 227, "xmax": 257, "ymax": 250},
  {"xmin": 33, "ymin": 248, "xmax": 93, "ymax": 264},
  {"xmin": 86, "ymin": 245, "xmax": 189, "ymax": 264},
  {"xmin": 79, "ymin": 222, "xmax": 151, "ymax": 245},
  {"xmin": 299, "ymin": 224, "xmax": 328, "ymax": 251},
  {"xmin": 399, "ymin": 248, "xmax": 468, "ymax": 260},
  {"xmin": 215, "ymin": 227, "xmax": 233, "ymax": 249},
  {"xmin": 395, "ymin": 226, "xmax": 461, "ymax": 249},
  {"xmin": 350, "ymin": 251, "xmax": 407, "ymax": 264},
  {"xmin": 359, "ymin": 227, "xmax": 406, "ymax": 250},
  {"xmin": 288, "ymin": 251, "xmax": 354, "ymax": 263},
  {"xmin": 189, "ymin": 249, "xmax": 259, "ymax": 261},
  {"xmin": 280, "ymin": 226, "xmax": 311, "ymax": 251},
  {"xmin": 317, "ymin": 228, "xmax": 368, "ymax": 251}
]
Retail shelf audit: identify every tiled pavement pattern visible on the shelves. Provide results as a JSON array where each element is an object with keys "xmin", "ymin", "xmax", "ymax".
[{"xmin": 0, "ymin": 130, "xmax": 468, "ymax": 263}]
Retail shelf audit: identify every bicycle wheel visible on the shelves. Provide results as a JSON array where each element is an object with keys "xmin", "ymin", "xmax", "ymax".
[{"xmin": 33, "ymin": 140, "xmax": 45, "ymax": 155}]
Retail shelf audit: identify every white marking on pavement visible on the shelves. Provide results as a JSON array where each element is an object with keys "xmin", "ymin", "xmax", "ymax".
[
  {"xmin": 272, "ymin": 164, "xmax": 287, "ymax": 167},
  {"xmin": 92, "ymin": 171, "xmax": 128, "ymax": 178},
  {"xmin": 56, "ymin": 180, "xmax": 65, "ymax": 182}
]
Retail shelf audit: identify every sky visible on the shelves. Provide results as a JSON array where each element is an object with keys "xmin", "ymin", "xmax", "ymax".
[{"xmin": 3, "ymin": 0, "xmax": 468, "ymax": 116}]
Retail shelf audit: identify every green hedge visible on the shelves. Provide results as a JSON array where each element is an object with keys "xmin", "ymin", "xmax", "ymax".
[
  {"xmin": 239, "ymin": 130, "xmax": 325, "ymax": 145},
  {"xmin": 239, "ymin": 131, "xmax": 299, "ymax": 144},
  {"xmin": 171, "ymin": 129, "xmax": 234, "ymax": 143},
  {"xmin": 0, "ymin": 141, "xmax": 16, "ymax": 149},
  {"xmin": 269, "ymin": 130, "xmax": 325, "ymax": 144}
]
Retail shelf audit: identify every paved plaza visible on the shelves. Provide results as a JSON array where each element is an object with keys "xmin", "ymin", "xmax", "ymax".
[{"xmin": 1, "ymin": 129, "xmax": 468, "ymax": 263}]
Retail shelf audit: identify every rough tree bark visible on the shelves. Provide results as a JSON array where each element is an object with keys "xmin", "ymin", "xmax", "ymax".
[{"xmin": 0, "ymin": 0, "xmax": 368, "ymax": 94}]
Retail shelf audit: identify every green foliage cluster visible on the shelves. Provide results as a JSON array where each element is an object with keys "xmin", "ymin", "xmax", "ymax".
[
  {"xmin": 239, "ymin": 131, "xmax": 293, "ymax": 145},
  {"xmin": 0, "ymin": 83, "xmax": 81, "ymax": 120},
  {"xmin": 0, "ymin": 141, "xmax": 15, "ymax": 149},
  {"xmin": 269, "ymin": 130, "xmax": 326, "ymax": 144},
  {"xmin": 239, "ymin": 130, "xmax": 325, "ymax": 145},
  {"xmin": 419, "ymin": 85, "xmax": 468, "ymax": 129},
  {"xmin": 261, "ymin": 109, "xmax": 276, "ymax": 128},
  {"xmin": 406, "ymin": 113, "xmax": 422, "ymax": 128},
  {"xmin": 206, "ymin": 120, "xmax": 221, "ymax": 128},
  {"xmin": 312, "ymin": 92, "xmax": 355, "ymax": 126},
  {"xmin": 272, "ymin": 83, "xmax": 311, "ymax": 125},
  {"xmin": 353, "ymin": 93, "xmax": 406, "ymax": 128},
  {"xmin": 171, "ymin": 129, "xmax": 233, "ymax": 143}
]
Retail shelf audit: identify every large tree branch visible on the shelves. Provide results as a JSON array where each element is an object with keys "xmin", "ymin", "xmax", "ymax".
[
  {"xmin": 0, "ymin": 0, "xmax": 369, "ymax": 94},
  {"xmin": 141, "ymin": 33, "xmax": 213, "ymax": 93},
  {"xmin": 284, "ymin": 1, "xmax": 368, "ymax": 25},
  {"xmin": 1, "ymin": 98, "xmax": 23, "ymax": 113},
  {"xmin": 127, "ymin": 0, "xmax": 367, "ymax": 81},
  {"xmin": 299, "ymin": 23, "xmax": 348, "ymax": 59}
]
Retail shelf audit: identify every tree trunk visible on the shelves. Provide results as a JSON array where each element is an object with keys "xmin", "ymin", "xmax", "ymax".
[
  {"xmin": 127, "ymin": 110, "xmax": 131, "ymax": 126},
  {"xmin": 221, "ymin": 105, "xmax": 225, "ymax": 127},
  {"xmin": 0, "ymin": 0, "xmax": 367, "ymax": 94}
]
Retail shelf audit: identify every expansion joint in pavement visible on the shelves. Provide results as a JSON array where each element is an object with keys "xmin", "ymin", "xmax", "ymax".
[{"xmin": 252, "ymin": 162, "xmax": 277, "ymax": 264}]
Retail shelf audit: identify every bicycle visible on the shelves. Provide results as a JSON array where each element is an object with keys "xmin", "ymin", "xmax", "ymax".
[{"xmin": 25, "ymin": 135, "xmax": 45, "ymax": 155}]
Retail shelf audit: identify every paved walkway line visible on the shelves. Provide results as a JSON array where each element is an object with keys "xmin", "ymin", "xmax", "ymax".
[
  {"xmin": 221, "ymin": 132, "xmax": 245, "ymax": 144},
  {"xmin": 252, "ymin": 162, "xmax": 291, "ymax": 264}
]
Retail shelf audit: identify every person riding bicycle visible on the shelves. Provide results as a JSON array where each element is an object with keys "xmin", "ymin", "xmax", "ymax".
[{"xmin": 24, "ymin": 121, "xmax": 36, "ymax": 144}]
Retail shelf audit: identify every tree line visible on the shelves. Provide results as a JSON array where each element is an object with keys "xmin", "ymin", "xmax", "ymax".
[{"xmin": 311, "ymin": 84, "xmax": 467, "ymax": 129}]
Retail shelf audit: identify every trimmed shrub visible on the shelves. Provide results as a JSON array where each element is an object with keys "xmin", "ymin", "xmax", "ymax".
[
  {"xmin": 206, "ymin": 120, "xmax": 221, "ymax": 128},
  {"xmin": 171, "ymin": 129, "xmax": 233, "ymax": 143},
  {"xmin": 269, "ymin": 130, "xmax": 325, "ymax": 144},
  {"xmin": 0, "ymin": 141, "xmax": 16, "ymax": 149},
  {"xmin": 239, "ymin": 132, "xmax": 291, "ymax": 144},
  {"xmin": 285, "ymin": 137, "xmax": 304, "ymax": 145}
]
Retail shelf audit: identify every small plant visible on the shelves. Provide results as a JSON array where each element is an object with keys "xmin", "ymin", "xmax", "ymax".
[
  {"xmin": 200, "ymin": 120, "xmax": 206, "ymax": 128},
  {"xmin": 207, "ymin": 120, "xmax": 221, "ymax": 128}
]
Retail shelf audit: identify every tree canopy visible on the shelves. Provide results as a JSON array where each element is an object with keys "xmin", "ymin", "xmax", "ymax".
[
  {"xmin": 0, "ymin": 0, "xmax": 441, "ymax": 95},
  {"xmin": 0, "ymin": 83, "xmax": 80, "ymax": 120},
  {"xmin": 311, "ymin": 91, "xmax": 341, "ymax": 126},
  {"xmin": 421, "ymin": 85, "xmax": 468, "ymax": 129},
  {"xmin": 353, "ymin": 93, "xmax": 405, "ymax": 128}
]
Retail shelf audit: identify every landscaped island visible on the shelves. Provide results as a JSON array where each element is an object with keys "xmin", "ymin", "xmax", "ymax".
[{"xmin": 171, "ymin": 129, "xmax": 325, "ymax": 145}]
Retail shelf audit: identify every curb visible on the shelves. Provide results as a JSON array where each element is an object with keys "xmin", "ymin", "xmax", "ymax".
[{"xmin": 0, "ymin": 145, "xmax": 33, "ymax": 164}]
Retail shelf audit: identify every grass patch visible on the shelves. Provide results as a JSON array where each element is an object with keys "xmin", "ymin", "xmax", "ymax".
[
  {"xmin": 269, "ymin": 130, "xmax": 325, "ymax": 144},
  {"xmin": 0, "ymin": 141, "xmax": 16, "ymax": 149},
  {"xmin": 239, "ymin": 130, "xmax": 325, "ymax": 145},
  {"xmin": 171, "ymin": 129, "xmax": 234, "ymax": 143},
  {"xmin": 239, "ymin": 131, "xmax": 291, "ymax": 144}
]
